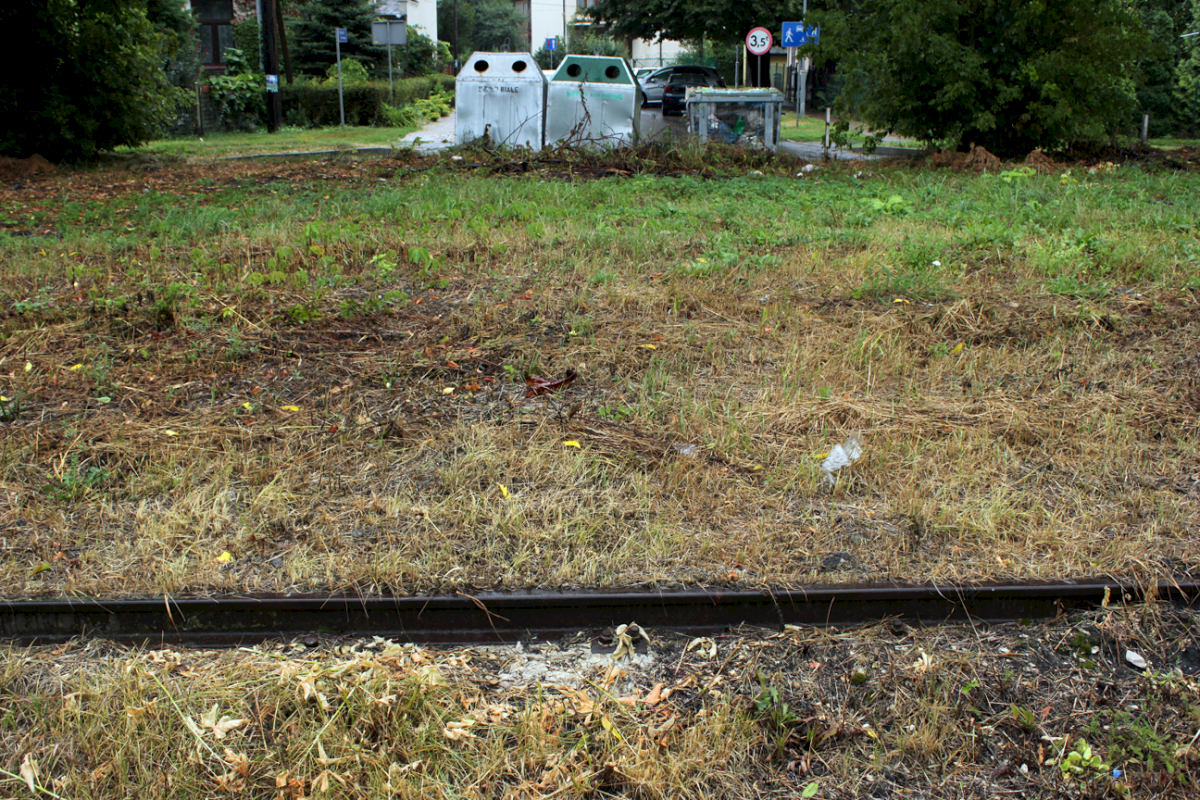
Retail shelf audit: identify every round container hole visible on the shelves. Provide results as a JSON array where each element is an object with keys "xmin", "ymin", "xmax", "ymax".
[
  {"xmin": 605, "ymin": 66, "xmax": 619, "ymax": 79},
  {"xmin": 513, "ymin": 60, "xmax": 527, "ymax": 73},
  {"xmin": 567, "ymin": 64, "xmax": 582, "ymax": 78},
  {"xmin": 474, "ymin": 60, "xmax": 489, "ymax": 73}
]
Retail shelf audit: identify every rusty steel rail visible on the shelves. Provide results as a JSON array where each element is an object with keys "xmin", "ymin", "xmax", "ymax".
[{"xmin": 1, "ymin": 580, "xmax": 1195, "ymax": 647}]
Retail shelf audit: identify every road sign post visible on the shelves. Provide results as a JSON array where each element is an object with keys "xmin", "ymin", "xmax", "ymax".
[
  {"xmin": 746, "ymin": 26, "xmax": 772, "ymax": 89},
  {"xmin": 373, "ymin": 19, "xmax": 407, "ymax": 102},
  {"xmin": 335, "ymin": 27, "xmax": 348, "ymax": 127},
  {"xmin": 781, "ymin": 22, "xmax": 819, "ymax": 122}
]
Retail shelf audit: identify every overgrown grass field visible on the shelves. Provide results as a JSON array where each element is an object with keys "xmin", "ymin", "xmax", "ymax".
[{"xmin": 1, "ymin": 145, "xmax": 1198, "ymax": 601}]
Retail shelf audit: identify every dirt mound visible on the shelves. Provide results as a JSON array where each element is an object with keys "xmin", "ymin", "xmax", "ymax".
[
  {"xmin": 927, "ymin": 143, "xmax": 1000, "ymax": 172},
  {"xmin": 0, "ymin": 154, "xmax": 56, "ymax": 182},
  {"xmin": 1022, "ymin": 148, "xmax": 1062, "ymax": 173}
]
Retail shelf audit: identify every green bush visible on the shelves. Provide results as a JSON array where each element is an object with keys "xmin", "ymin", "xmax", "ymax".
[
  {"xmin": 232, "ymin": 17, "xmax": 262, "ymax": 68},
  {"xmin": 391, "ymin": 74, "xmax": 456, "ymax": 104},
  {"xmin": 1, "ymin": 0, "xmax": 191, "ymax": 160},
  {"xmin": 281, "ymin": 82, "xmax": 390, "ymax": 127},
  {"xmin": 819, "ymin": 0, "xmax": 1150, "ymax": 156},
  {"xmin": 322, "ymin": 58, "xmax": 372, "ymax": 87},
  {"xmin": 383, "ymin": 88, "xmax": 454, "ymax": 127},
  {"xmin": 205, "ymin": 49, "xmax": 266, "ymax": 130},
  {"xmin": 281, "ymin": 73, "xmax": 454, "ymax": 128}
]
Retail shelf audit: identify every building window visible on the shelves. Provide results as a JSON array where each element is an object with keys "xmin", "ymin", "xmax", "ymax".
[{"xmin": 194, "ymin": 0, "xmax": 234, "ymax": 67}]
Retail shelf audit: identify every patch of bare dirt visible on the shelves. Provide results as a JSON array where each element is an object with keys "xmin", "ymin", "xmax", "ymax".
[{"xmin": 0, "ymin": 154, "xmax": 56, "ymax": 182}]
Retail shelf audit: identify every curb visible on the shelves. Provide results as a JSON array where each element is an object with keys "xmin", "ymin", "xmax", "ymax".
[{"xmin": 2, "ymin": 580, "xmax": 1192, "ymax": 647}]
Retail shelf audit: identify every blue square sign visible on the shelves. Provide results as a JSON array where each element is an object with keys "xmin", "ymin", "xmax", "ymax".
[
  {"xmin": 781, "ymin": 22, "xmax": 819, "ymax": 47},
  {"xmin": 545, "ymin": 37, "xmax": 557, "ymax": 50},
  {"xmin": 336, "ymin": 28, "xmax": 348, "ymax": 43}
]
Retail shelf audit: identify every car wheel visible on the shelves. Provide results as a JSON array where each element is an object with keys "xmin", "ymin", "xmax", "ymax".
[{"xmin": 641, "ymin": 92, "xmax": 648, "ymax": 106}]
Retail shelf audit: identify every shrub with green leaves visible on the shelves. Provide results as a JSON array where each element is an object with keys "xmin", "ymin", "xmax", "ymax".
[
  {"xmin": 818, "ymin": 0, "xmax": 1151, "ymax": 156},
  {"xmin": 383, "ymin": 88, "xmax": 454, "ymax": 128},
  {"xmin": 281, "ymin": 83, "xmax": 390, "ymax": 127},
  {"xmin": 205, "ymin": 49, "xmax": 266, "ymax": 130},
  {"xmin": 322, "ymin": 58, "xmax": 372, "ymax": 87},
  {"xmin": 0, "ymin": 0, "xmax": 191, "ymax": 160}
]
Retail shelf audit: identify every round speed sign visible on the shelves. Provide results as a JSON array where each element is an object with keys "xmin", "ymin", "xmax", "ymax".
[{"xmin": 746, "ymin": 26, "xmax": 773, "ymax": 55}]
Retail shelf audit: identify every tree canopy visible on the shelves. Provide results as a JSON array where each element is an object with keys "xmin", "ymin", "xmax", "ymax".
[
  {"xmin": 817, "ymin": 0, "xmax": 1149, "ymax": 155},
  {"xmin": 586, "ymin": 0, "xmax": 1160, "ymax": 153},
  {"xmin": 289, "ymin": 0, "xmax": 386, "ymax": 77},
  {"xmin": 1177, "ymin": 0, "xmax": 1200, "ymax": 135},
  {"xmin": 437, "ymin": 0, "xmax": 528, "ymax": 61},
  {"xmin": 0, "ymin": 0, "xmax": 190, "ymax": 160},
  {"xmin": 584, "ymin": 0, "xmax": 805, "ymax": 44}
]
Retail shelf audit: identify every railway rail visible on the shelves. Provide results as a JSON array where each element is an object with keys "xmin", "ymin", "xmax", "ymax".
[{"xmin": 2, "ymin": 579, "xmax": 1195, "ymax": 647}]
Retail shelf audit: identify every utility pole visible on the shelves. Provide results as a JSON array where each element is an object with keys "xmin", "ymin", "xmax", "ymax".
[
  {"xmin": 798, "ymin": 0, "xmax": 808, "ymax": 119},
  {"xmin": 261, "ymin": 0, "xmax": 283, "ymax": 132}
]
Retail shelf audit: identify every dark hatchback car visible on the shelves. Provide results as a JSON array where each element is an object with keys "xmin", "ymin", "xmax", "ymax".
[
  {"xmin": 638, "ymin": 65, "xmax": 725, "ymax": 105},
  {"xmin": 661, "ymin": 72, "xmax": 720, "ymax": 115}
]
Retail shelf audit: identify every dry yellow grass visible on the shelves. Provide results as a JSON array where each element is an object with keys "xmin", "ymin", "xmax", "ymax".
[
  {"xmin": 3, "ymin": 602, "xmax": 1197, "ymax": 798},
  {"xmin": 0, "ymin": 148, "xmax": 1197, "ymax": 598}
]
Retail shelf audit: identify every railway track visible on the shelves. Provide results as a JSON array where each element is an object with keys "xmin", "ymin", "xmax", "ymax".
[{"xmin": 2, "ymin": 579, "xmax": 1195, "ymax": 647}]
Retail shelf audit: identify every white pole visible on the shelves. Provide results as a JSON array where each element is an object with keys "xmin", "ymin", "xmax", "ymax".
[
  {"xmin": 336, "ymin": 32, "xmax": 345, "ymax": 128},
  {"xmin": 799, "ymin": 0, "xmax": 808, "ymax": 119},
  {"xmin": 799, "ymin": 56, "xmax": 808, "ymax": 118}
]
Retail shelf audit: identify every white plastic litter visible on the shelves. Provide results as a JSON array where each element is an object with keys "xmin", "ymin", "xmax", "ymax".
[
  {"xmin": 821, "ymin": 433, "xmax": 863, "ymax": 486},
  {"xmin": 1125, "ymin": 650, "xmax": 1148, "ymax": 670}
]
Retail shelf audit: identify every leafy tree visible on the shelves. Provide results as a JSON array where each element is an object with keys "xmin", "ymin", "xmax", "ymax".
[
  {"xmin": 146, "ymin": 0, "xmax": 199, "ymax": 88},
  {"xmin": 1132, "ymin": 0, "xmax": 1190, "ymax": 136},
  {"xmin": 589, "ymin": 0, "xmax": 1159, "ymax": 153},
  {"xmin": 585, "ymin": 0, "xmax": 804, "ymax": 44},
  {"xmin": 0, "ymin": 0, "xmax": 191, "ymax": 160},
  {"xmin": 289, "ymin": 0, "xmax": 386, "ymax": 77},
  {"xmin": 816, "ymin": 0, "xmax": 1150, "ymax": 155},
  {"xmin": 1178, "ymin": 0, "xmax": 1200, "ymax": 135},
  {"xmin": 402, "ymin": 27, "xmax": 452, "ymax": 77},
  {"xmin": 437, "ymin": 0, "xmax": 528, "ymax": 59}
]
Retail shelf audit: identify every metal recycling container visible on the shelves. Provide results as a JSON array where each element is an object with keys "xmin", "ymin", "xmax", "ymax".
[
  {"xmin": 455, "ymin": 52, "xmax": 547, "ymax": 150},
  {"xmin": 686, "ymin": 88, "xmax": 784, "ymax": 150},
  {"xmin": 545, "ymin": 56, "xmax": 641, "ymax": 147}
]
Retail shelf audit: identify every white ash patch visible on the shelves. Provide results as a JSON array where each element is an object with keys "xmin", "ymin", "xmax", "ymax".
[{"xmin": 484, "ymin": 641, "xmax": 657, "ymax": 690}]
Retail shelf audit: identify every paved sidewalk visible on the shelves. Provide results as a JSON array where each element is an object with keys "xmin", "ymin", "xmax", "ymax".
[{"xmin": 394, "ymin": 111, "xmax": 458, "ymax": 152}]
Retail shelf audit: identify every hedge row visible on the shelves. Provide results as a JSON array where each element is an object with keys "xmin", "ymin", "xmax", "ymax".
[{"xmin": 280, "ymin": 74, "xmax": 455, "ymax": 128}]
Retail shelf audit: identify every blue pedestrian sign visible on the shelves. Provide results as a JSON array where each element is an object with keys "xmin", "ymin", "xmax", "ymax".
[
  {"xmin": 781, "ymin": 22, "xmax": 819, "ymax": 47},
  {"xmin": 545, "ymin": 37, "xmax": 557, "ymax": 50},
  {"xmin": 336, "ymin": 27, "xmax": 348, "ymax": 43}
]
